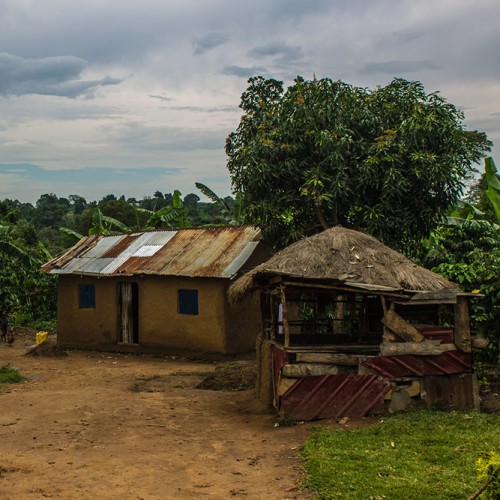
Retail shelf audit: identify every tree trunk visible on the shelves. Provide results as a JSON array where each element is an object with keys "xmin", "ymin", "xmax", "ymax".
[{"xmin": 315, "ymin": 201, "xmax": 333, "ymax": 229}]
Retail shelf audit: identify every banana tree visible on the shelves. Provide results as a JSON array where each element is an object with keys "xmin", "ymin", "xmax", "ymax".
[
  {"xmin": 195, "ymin": 183, "xmax": 244, "ymax": 225},
  {"xmin": 137, "ymin": 190, "xmax": 192, "ymax": 229},
  {"xmin": 485, "ymin": 157, "xmax": 500, "ymax": 224},
  {"xmin": 60, "ymin": 208, "xmax": 131, "ymax": 240}
]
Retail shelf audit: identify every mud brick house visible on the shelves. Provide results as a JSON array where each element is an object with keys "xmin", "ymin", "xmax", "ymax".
[
  {"xmin": 229, "ymin": 227, "xmax": 483, "ymax": 419},
  {"xmin": 42, "ymin": 226, "xmax": 268, "ymax": 354}
]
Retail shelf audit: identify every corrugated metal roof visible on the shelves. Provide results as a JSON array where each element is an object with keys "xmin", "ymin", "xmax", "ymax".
[{"xmin": 42, "ymin": 226, "xmax": 262, "ymax": 279}]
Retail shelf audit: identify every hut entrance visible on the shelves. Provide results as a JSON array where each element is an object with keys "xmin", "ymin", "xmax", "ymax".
[{"xmin": 118, "ymin": 282, "xmax": 139, "ymax": 344}]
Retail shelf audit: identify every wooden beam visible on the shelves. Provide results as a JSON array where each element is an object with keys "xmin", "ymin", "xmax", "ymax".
[
  {"xmin": 408, "ymin": 288, "xmax": 458, "ymax": 304},
  {"xmin": 381, "ymin": 297, "xmax": 397, "ymax": 341},
  {"xmin": 380, "ymin": 341, "xmax": 457, "ymax": 356},
  {"xmin": 295, "ymin": 352, "xmax": 364, "ymax": 365},
  {"xmin": 273, "ymin": 280, "xmax": 411, "ymax": 299},
  {"xmin": 471, "ymin": 337, "xmax": 489, "ymax": 349},
  {"xmin": 282, "ymin": 363, "xmax": 339, "ymax": 377},
  {"xmin": 382, "ymin": 304, "xmax": 425, "ymax": 343}
]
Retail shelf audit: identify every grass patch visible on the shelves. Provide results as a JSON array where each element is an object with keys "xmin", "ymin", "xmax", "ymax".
[
  {"xmin": 0, "ymin": 364, "xmax": 24, "ymax": 387},
  {"xmin": 302, "ymin": 410, "xmax": 500, "ymax": 499}
]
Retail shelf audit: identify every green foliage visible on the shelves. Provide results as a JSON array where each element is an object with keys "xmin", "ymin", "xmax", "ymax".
[
  {"xmin": 0, "ymin": 187, "xmax": 239, "ymax": 326},
  {"xmin": 88, "ymin": 208, "xmax": 131, "ymax": 235},
  {"xmin": 476, "ymin": 452, "xmax": 500, "ymax": 499},
  {"xmin": 485, "ymin": 157, "xmax": 500, "ymax": 224},
  {"xmin": 0, "ymin": 365, "xmax": 24, "ymax": 386},
  {"xmin": 138, "ymin": 190, "xmax": 192, "ymax": 229},
  {"xmin": 302, "ymin": 411, "xmax": 500, "ymax": 499},
  {"xmin": 10, "ymin": 311, "xmax": 57, "ymax": 333},
  {"xmin": 226, "ymin": 76, "xmax": 491, "ymax": 250},
  {"xmin": 33, "ymin": 193, "xmax": 70, "ymax": 229},
  {"xmin": 0, "ymin": 210, "xmax": 56, "ymax": 322},
  {"xmin": 465, "ymin": 157, "xmax": 500, "ymax": 226},
  {"xmin": 76, "ymin": 201, "xmax": 146, "ymax": 236},
  {"xmin": 422, "ymin": 219, "xmax": 500, "ymax": 361},
  {"xmin": 195, "ymin": 182, "xmax": 244, "ymax": 225}
]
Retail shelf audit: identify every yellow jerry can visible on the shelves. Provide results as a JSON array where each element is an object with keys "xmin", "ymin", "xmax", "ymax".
[{"xmin": 36, "ymin": 331, "xmax": 49, "ymax": 345}]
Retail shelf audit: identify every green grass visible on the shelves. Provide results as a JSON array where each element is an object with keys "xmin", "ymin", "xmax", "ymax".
[
  {"xmin": 0, "ymin": 364, "xmax": 24, "ymax": 387},
  {"xmin": 302, "ymin": 410, "xmax": 500, "ymax": 499}
]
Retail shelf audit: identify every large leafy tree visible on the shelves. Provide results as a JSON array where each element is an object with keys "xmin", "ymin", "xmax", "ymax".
[
  {"xmin": 226, "ymin": 76, "xmax": 492, "ymax": 251},
  {"xmin": 33, "ymin": 193, "xmax": 70, "ymax": 229}
]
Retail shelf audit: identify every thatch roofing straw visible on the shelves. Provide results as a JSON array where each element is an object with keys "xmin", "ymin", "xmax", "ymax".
[{"xmin": 229, "ymin": 227, "xmax": 456, "ymax": 302}]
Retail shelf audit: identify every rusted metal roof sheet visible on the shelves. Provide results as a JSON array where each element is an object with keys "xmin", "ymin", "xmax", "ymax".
[
  {"xmin": 279, "ymin": 374, "xmax": 391, "ymax": 420},
  {"xmin": 100, "ymin": 234, "xmax": 142, "ymax": 258},
  {"xmin": 42, "ymin": 226, "xmax": 262, "ymax": 279},
  {"xmin": 362, "ymin": 351, "xmax": 472, "ymax": 378}
]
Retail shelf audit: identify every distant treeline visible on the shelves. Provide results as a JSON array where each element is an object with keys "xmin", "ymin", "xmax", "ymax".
[{"xmin": 0, "ymin": 190, "xmax": 237, "ymax": 256}]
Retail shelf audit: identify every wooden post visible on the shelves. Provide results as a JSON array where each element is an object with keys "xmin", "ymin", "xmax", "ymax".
[
  {"xmin": 332, "ymin": 294, "xmax": 346, "ymax": 334},
  {"xmin": 280, "ymin": 286, "xmax": 290, "ymax": 348},
  {"xmin": 454, "ymin": 296, "xmax": 472, "ymax": 352},
  {"xmin": 268, "ymin": 292, "xmax": 276, "ymax": 340},
  {"xmin": 260, "ymin": 292, "xmax": 270, "ymax": 340}
]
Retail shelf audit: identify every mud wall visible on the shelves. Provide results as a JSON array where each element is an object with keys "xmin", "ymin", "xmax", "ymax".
[{"xmin": 56, "ymin": 275, "xmax": 251, "ymax": 353}]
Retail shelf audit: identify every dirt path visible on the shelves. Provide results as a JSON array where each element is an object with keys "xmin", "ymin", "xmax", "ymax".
[{"xmin": 0, "ymin": 339, "xmax": 320, "ymax": 500}]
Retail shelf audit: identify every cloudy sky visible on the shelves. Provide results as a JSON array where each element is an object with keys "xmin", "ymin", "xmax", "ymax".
[{"xmin": 1, "ymin": 0, "xmax": 499, "ymax": 204}]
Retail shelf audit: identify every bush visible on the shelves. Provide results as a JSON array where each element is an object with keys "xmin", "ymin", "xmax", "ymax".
[
  {"xmin": 475, "ymin": 452, "xmax": 500, "ymax": 499},
  {"xmin": 422, "ymin": 220, "xmax": 500, "ymax": 362},
  {"xmin": 0, "ymin": 365, "xmax": 23, "ymax": 386}
]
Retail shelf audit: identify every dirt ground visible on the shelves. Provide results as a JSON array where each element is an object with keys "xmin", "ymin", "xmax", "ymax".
[
  {"xmin": 0, "ymin": 330, "xmax": 354, "ymax": 500},
  {"xmin": 2, "ymin": 330, "xmax": 498, "ymax": 500}
]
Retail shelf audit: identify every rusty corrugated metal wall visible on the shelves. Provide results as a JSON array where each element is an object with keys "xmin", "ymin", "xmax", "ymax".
[
  {"xmin": 279, "ymin": 374, "xmax": 391, "ymax": 420},
  {"xmin": 362, "ymin": 351, "xmax": 472, "ymax": 378}
]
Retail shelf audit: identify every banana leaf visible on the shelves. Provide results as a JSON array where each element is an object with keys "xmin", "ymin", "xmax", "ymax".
[{"xmin": 485, "ymin": 157, "xmax": 500, "ymax": 224}]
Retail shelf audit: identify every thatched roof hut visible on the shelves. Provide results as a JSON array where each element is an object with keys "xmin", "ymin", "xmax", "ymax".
[{"xmin": 229, "ymin": 227, "xmax": 455, "ymax": 302}]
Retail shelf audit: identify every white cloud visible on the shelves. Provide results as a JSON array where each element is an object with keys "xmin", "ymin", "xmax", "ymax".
[{"xmin": 0, "ymin": 0, "xmax": 499, "ymax": 202}]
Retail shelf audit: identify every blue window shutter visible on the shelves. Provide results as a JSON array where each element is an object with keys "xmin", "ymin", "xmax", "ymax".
[
  {"xmin": 178, "ymin": 290, "xmax": 198, "ymax": 315},
  {"xmin": 88, "ymin": 284, "xmax": 95, "ymax": 307},
  {"xmin": 79, "ymin": 284, "xmax": 96, "ymax": 308}
]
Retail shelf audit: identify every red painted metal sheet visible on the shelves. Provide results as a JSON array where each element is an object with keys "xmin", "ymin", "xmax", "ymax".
[
  {"xmin": 415, "ymin": 325, "xmax": 454, "ymax": 343},
  {"xmin": 362, "ymin": 351, "xmax": 472, "ymax": 378},
  {"xmin": 272, "ymin": 345, "xmax": 289, "ymax": 387},
  {"xmin": 280, "ymin": 375, "xmax": 391, "ymax": 420}
]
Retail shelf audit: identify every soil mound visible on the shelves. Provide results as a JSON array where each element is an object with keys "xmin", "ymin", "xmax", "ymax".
[
  {"xmin": 196, "ymin": 361, "xmax": 256, "ymax": 391},
  {"xmin": 25, "ymin": 341, "xmax": 68, "ymax": 358}
]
